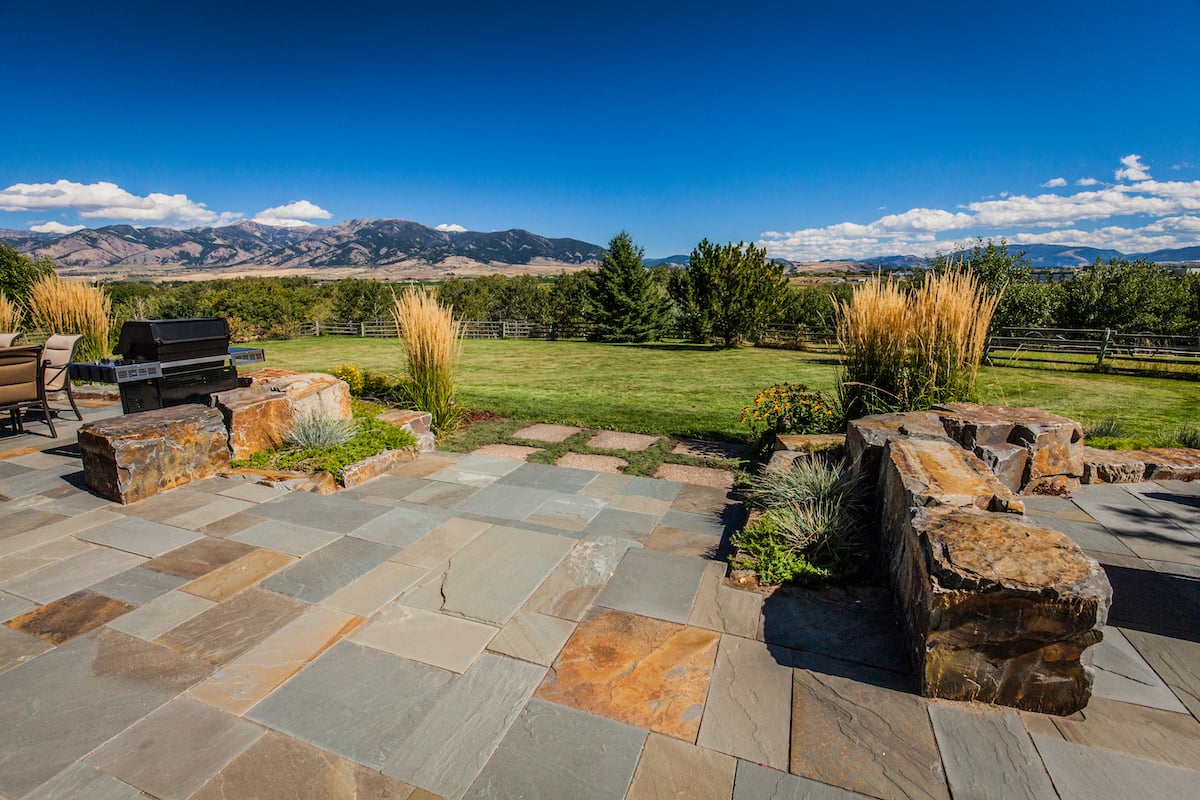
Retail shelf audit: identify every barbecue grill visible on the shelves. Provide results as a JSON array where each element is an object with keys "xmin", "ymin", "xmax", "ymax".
[{"xmin": 69, "ymin": 318, "xmax": 265, "ymax": 414}]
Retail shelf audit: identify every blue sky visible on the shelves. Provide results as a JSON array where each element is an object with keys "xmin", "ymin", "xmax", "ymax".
[{"xmin": 2, "ymin": 0, "xmax": 1199, "ymax": 259}]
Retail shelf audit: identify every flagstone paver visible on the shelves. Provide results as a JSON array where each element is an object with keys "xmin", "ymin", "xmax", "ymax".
[
  {"xmin": 188, "ymin": 605, "xmax": 361, "ymax": 715},
  {"xmin": 0, "ymin": 534, "xmax": 92, "ymax": 582},
  {"xmin": 1043, "ymin": 696, "xmax": 1200, "ymax": 770},
  {"xmin": 583, "ymin": 507, "xmax": 662, "ymax": 540},
  {"xmin": 671, "ymin": 438, "xmax": 750, "ymax": 460},
  {"xmin": 623, "ymin": 475, "xmax": 683, "ymax": 501},
  {"xmin": 536, "ymin": 608, "xmax": 720, "ymax": 741},
  {"xmin": 261, "ymin": 536, "xmax": 398, "ymax": 603},
  {"xmin": 393, "ymin": 516, "xmax": 492, "ymax": 568},
  {"xmin": 7, "ymin": 589, "xmax": 134, "ymax": 644},
  {"xmin": 471, "ymin": 443, "xmax": 544, "ymax": 460},
  {"xmin": 349, "ymin": 502, "xmax": 454, "ymax": 547},
  {"xmin": 499, "ymin": 462, "xmax": 600, "ymax": 494},
  {"xmin": 182, "ymin": 548, "xmax": 297, "ymax": 601},
  {"xmin": 349, "ymin": 603, "xmax": 497, "ymax": 672},
  {"xmin": 217, "ymin": 480, "xmax": 291, "ymax": 503},
  {"xmin": 155, "ymin": 586, "xmax": 308, "ymax": 665},
  {"xmin": 0, "ymin": 588, "xmax": 33, "ymax": 622},
  {"xmin": 22, "ymin": 762, "xmax": 145, "ymax": 800},
  {"xmin": 487, "ymin": 610, "xmax": 576, "ymax": 666},
  {"xmin": 0, "ymin": 545, "xmax": 144, "ymax": 604},
  {"xmin": 654, "ymin": 463, "xmax": 736, "ymax": 489},
  {"xmin": 190, "ymin": 732, "xmax": 426, "ymax": 800},
  {"xmin": 697, "ymin": 634, "xmax": 793, "ymax": 770},
  {"xmin": 230, "ymin": 519, "xmax": 341, "ymax": 555},
  {"xmin": 761, "ymin": 590, "xmax": 909, "ymax": 673},
  {"xmin": 928, "ymin": 702, "xmax": 1056, "ymax": 800},
  {"xmin": 382, "ymin": 653, "xmax": 547, "ymax": 799},
  {"xmin": 463, "ymin": 698, "xmax": 646, "ymax": 800},
  {"xmin": 1118, "ymin": 627, "xmax": 1200, "ymax": 718},
  {"xmin": 440, "ymin": 525, "xmax": 573, "ymax": 625},
  {"xmin": 0, "ymin": 623, "xmax": 51, "ymax": 674},
  {"xmin": 607, "ymin": 492, "xmax": 673, "ymax": 515},
  {"xmin": 627, "ymin": 732, "xmax": 737, "ymax": 800},
  {"xmin": 85, "ymin": 697, "xmax": 264, "ymax": 800},
  {"xmin": 587, "ymin": 430, "xmax": 661, "ymax": 451},
  {"xmin": 165, "ymin": 496, "xmax": 258, "ymax": 532},
  {"xmin": 526, "ymin": 535, "xmax": 642, "ymax": 621},
  {"xmin": 427, "ymin": 454, "xmax": 525, "ymax": 487},
  {"xmin": 403, "ymin": 479, "xmax": 480, "ymax": 507},
  {"xmin": 733, "ymin": 761, "xmax": 871, "ymax": 800},
  {"xmin": 322, "ymin": 560, "xmax": 428, "ymax": 616},
  {"xmin": 247, "ymin": 641, "xmax": 455, "ymax": 769},
  {"xmin": 790, "ymin": 668, "xmax": 949, "ymax": 800},
  {"xmin": 89, "ymin": 565, "xmax": 188, "ymax": 605},
  {"xmin": 1091, "ymin": 626, "xmax": 1189, "ymax": 712},
  {"xmin": 107, "ymin": 590, "xmax": 216, "ymax": 640},
  {"xmin": 525, "ymin": 493, "xmax": 606, "ymax": 531},
  {"xmin": 688, "ymin": 561, "xmax": 763, "ymax": 639},
  {"xmin": 1032, "ymin": 734, "xmax": 1200, "ymax": 800},
  {"xmin": 579, "ymin": 471, "xmax": 634, "ymax": 497},
  {"xmin": 245, "ymin": 489, "xmax": 391, "ymax": 533},
  {"xmin": 511, "ymin": 423, "xmax": 582, "ymax": 443},
  {"xmin": 0, "ymin": 627, "xmax": 213, "ymax": 798},
  {"xmin": 142, "ymin": 537, "xmax": 257, "ymax": 580},
  {"xmin": 453, "ymin": 483, "xmax": 559, "ymax": 521},
  {"xmin": 643, "ymin": 524, "xmax": 722, "ymax": 558},
  {"xmin": 594, "ymin": 547, "xmax": 707, "ymax": 624}
]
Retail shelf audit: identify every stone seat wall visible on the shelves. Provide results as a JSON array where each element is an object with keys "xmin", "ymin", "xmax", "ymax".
[{"xmin": 847, "ymin": 405, "xmax": 1112, "ymax": 715}]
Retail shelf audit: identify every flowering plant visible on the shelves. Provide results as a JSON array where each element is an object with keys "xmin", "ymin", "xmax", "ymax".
[{"xmin": 740, "ymin": 383, "xmax": 841, "ymax": 436}]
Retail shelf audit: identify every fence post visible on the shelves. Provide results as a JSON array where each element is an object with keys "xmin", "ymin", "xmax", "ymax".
[
  {"xmin": 1096, "ymin": 328, "xmax": 1111, "ymax": 367},
  {"xmin": 315, "ymin": 320, "xmax": 320, "ymax": 336}
]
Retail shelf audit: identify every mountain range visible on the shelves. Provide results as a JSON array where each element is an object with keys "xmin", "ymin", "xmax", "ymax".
[{"xmin": 2, "ymin": 220, "xmax": 1198, "ymax": 276}]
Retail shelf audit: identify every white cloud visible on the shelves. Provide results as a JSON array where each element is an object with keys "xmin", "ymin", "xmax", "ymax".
[
  {"xmin": 251, "ymin": 200, "xmax": 332, "ymax": 228},
  {"xmin": 29, "ymin": 221, "xmax": 85, "ymax": 234},
  {"xmin": 0, "ymin": 179, "xmax": 237, "ymax": 226},
  {"xmin": 1041, "ymin": 177, "xmax": 1067, "ymax": 188},
  {"xmin": 1114, "ymin": 154, "xmax": 1151, "ymax": 181},
  {"xmin": 435, "ymin": 223, "xmax": 467, "ymax": 233},
  {"xmin": 758, "ymin": 154, "xmax": 1200, "ymax": 261}
]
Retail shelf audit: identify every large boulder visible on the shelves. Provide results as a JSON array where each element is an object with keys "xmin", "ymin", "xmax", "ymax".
[
  {"xmin": 78, "ymin": 404, "xmax": 231, "ymax": 504},
  {"xmin": 845, "ymin": 411, "xmax": 951, "ymax": 486},
  {"xmin": 1081, "ymin": 446, "xmax": 1146, "ymax": 484},
  {"xmin": 211, "ymin": 387, "xmax": 295, "ymax": 460},
  {"xmin": 1133, "ymin": 447, "xmax": 1200, "ymax": 481},
  {"xmin": 900, "ymin": 507, "xmax": 1110, "ymax": 715},
  {"xmin": 377, "ymin": 408, "xmax": 436, "ymax": 452},
  {"xmin": 243, "ymin": 369, "xmax": 352, "ymax": 421}
]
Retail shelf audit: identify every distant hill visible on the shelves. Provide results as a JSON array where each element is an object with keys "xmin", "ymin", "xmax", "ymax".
[{"xmin": 1, "ymin": 219, "xmax": 604, "ymax": 275}]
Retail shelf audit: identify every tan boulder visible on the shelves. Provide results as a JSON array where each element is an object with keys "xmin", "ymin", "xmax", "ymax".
[
  {"xmin": 211, "ymin": 387, "xmax": 295, "ymax": 460},
  {"xmin": 845, "ymin": 411, "xmax": 951, "ymax": 485},
  {"xmin": 340, "ymin": 448, "xmax": 419, "ymax": 488},
  {"xmin": 244, "ymin": 369, "xmax": 352, "ymax": 421},
  {"xmin": 78, "ymin": 404, "xmax": 231, "ymax": 504}
]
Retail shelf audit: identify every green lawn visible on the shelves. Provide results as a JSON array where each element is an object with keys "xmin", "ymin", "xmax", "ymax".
[{"xmin": 256, "ymin": 337, "xmax": 1199, "ymax": 442}]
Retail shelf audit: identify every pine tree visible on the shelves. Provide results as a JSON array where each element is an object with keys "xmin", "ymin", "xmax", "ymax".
[
  {"xmin": 672, "ymin": 240, "xmax": 789, "ymax": 347},
  {"xmin": 589, "ymin": 231, "xmax": 671, "ymax": 343}
]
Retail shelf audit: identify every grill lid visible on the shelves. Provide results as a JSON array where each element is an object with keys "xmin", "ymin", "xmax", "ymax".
[{"xmin": 115, "ymin": 317, "xmax": 232, "ymax": 363}]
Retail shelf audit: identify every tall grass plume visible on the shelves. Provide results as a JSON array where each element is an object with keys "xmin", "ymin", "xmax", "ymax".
[
  {"xmin": 27, "ymin": 276, "xmax": 112, "ymax": 361},
  {"xmin": 835, "ymin": 272, "xmax": 997, "ymax": 419},
  {"xmin": 393, "ymin": 287, "xmax": 463, "ymax": 432},
  {"xmin": 0, "ymin": 292, "xmax": 21, "ymax": 332}
]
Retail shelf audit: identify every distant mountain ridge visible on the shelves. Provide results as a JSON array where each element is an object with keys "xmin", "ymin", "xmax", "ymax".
[{"xmin": 1, "ymin": 219, "xmax": 604, "ymax": 272}]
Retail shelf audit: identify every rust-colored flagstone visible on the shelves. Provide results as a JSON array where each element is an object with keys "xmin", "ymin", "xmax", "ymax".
[
  {"xmin": 6, "ymin": 590, "xmax": 134, "ymax": 645},
  {"xmin": 181, "ymin": 548, "xmax": 297, "ymax": 602},
  {"xmin": 535, "ymin": 608, "xmax": 719, "ymax": 741},
  {"xmin": 143, "ymin": 538, "xmax": 258, "ymax": 579}
]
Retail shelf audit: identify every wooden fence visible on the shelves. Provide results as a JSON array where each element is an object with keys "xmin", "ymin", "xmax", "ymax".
[{"xmin": 985, "ymin": 327, "xmax": 1200, "ymax": 368}]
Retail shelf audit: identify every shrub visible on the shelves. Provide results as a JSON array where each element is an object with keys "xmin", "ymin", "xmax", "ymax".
[
  {"xmin": 333, "ymin": 363, "xmax": 365, "ymax": 395},
  {"xmin": 240, "ymin": 413, "xmax": 418, "ymax": 482},
  {"xmin": 361, "ymin": 368, "xmax": 399, "ymax": 400},
  {"xmin": 730, "ymin": 515, "xmax": 831, "ymax": 587},
  {"xmin": 835, "ymin": 272, "xmax": 997, "ymax": 419},
  {"xmin": 740, "ymin": 383, "xmax": 842, "ymax": 437},
  {"xmin": 0, "ymin": 291, "xmax": 21, "ymax": 332},
  {"xmin": 26, "ymin": 276, "xmax": 112, "ymax": 361},
  {"xmin": 283, "ymin": 409, "xmax": 358, "ymax": 450},
  {"xmin": 393, "ymin": 287, "xmax": 463, "ymax": 432}
]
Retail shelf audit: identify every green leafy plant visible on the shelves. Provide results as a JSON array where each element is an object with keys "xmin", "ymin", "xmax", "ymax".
[
  {"xmin": 740, "ymin": 383, "xmax": 842, "ymax": 437},
  {"xmin": 731, "ymin": 515, "xmax": 832, "ymax": 587},
  {"xmin": 236, "ymin": 413, "xmax": 417, "ymax": 482},
  {"xmin": 1175, "ymin": 423, "xmax": 1200, "ymax": 449}
]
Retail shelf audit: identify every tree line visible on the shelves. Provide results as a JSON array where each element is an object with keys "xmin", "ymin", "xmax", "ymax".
[{"xmin": 4, "ymin": 237, "xmax": 1199, "ymax": 345}]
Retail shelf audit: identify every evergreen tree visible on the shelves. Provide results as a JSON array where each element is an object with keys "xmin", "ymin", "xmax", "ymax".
[
  {"xmin": 671, "ymin": 240, "xmax": 790, "ymax": 347},
  {"xmin": 589, "ymin": 231, "xmax": 671, "ymax": 342}
]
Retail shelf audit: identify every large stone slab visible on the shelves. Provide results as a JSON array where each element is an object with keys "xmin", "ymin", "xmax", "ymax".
[
  {"xmin": 1082, "ymin": 446, "xmax": 1146, "ymax": 484},
  {"xmin": 697, "ymin": 634, "xmax": 793, "ymax": 770},
  {"xmin": 928, "ymin": 702, "xmax": 1056, "ymax": 800},
  {"xmin": 0, "ymin": 627, "xmax": 212, "ymax": 798},
  {"xmin": 212, "ymin": 386, "xmax": 294, "ymax": 460},
  {"xmin": 535, "ymin": 608, "xmax": 719, "ymax": 741},
  {"xmin": 936, "ymin": 403, "xmax": 1084, "ymax": 490},
  {"xmin": 1133, "ymin": 447, "xmax": 1200, "ymax": 481},
  {"xmin": 845, "ymin": 411, "xmax": 951, "ymax": 486},
  {"xmin": 348, "ymin": 603, "xmax": 496, "ymax": 672},
  {"xmin": 879, "ymin": 436, "xmax": 1024, "ymax": 524},
  {"xmin": 85, "ymin": 696, "xmax": 265, "ymax": 800},
  {"xmin": 790, "ymin": 669, "xmax": 948, "ymax": 800},
  {"xmin": 463, "ymin": 698, "xmax": 646, "ymax": 800},
  {"xmin": 78, "ymin": 404, "xmax": 231, "ymax": 504},
  {"xmin": 244, "ymin": 369, "xmax": 352, "ymax": 420}
]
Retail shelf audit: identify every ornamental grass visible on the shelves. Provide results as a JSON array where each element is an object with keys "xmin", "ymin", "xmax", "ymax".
[
  {"xmin": 26, "ymin": 276, "xmax": 112, "ymax": 361},
  {"xmin": 392, "ymin": 287, "xmax": 463, "ymax": 432},
  {"xmin": 0, "ymin": 292, "xmax": 20, "ymax": 332},
  {"xmin": 835, "ymin": 272, "xmax": 997, "ymax": 419}
]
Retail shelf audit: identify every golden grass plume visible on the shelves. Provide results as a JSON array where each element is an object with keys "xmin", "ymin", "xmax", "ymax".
[
  {"xmin": 27, "ymin": 276, "xmax": 112, "ymax": 361},
  {"xmin": 392, "ymin": 287, "xmax": 463, "ymax": 432}
]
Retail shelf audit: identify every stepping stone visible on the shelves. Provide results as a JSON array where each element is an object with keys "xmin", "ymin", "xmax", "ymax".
[
  {"xmin": 6, "ymin": 590, "xmax": 134, "ymax": 645},
  {"xmin": 512, "ymin": 423, "xmax": 582, "ymax": 443},
  {"xmin": 191, "ymin": 732, "xmax": 422, "ymax": 800},
  {"xmin": 627, "ymin": 732, "xmax": 736, "ymax": 800},
  {"xmin": 472, "ymin": 443, "xmax": 544, "ymax": 460},
  {"xmin": 464, "ymin": 698, "xmax": 646, "ymax": 800},
  {"xmin": 671, "ymin": 438, "xmax": 750, "ymax": 460},
  {"xmin": 654, "ymin": 463, "xmax": 736, "ymax": 490},
  {"xmin": 587, "ymin": 430, "xmax": 661, "ymax": 451},
  {"xmin": 0, "ymin": 628, "xmax": 213, "ymax": 799},
  {"xmin": 557, "ymin": 452, "xmax": 628, "ymax": 473},
  {"xmin": 85, "ymin": 697, "xmax": 264, "ymax": 800},
  {"xmin": 790, "ymin": 669, "xmax": 948, "ymax": 800},
  {"xmin": 535, "ymin": 608, "xmax": 720, "ymax": 741}
]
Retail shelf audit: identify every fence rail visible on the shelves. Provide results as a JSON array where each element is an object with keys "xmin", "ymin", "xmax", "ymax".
[{"xmin": 986, "ymin": 327, "xmax": 1200, "ymax": 367}]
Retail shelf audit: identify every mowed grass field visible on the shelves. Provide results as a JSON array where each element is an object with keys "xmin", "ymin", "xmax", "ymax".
[{"xmin": 256, "ymin": 337, "xmax": 1199, "ymax": 442}]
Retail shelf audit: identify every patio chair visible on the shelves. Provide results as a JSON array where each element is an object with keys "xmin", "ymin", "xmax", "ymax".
[
  {"xmin": 41, "ymin": 334, "xmax": 84, "ymax": 421},
  {"xmin": 0, "ymin": 345, "xmax": 56, "ymax": 437},
  {"xmin": 0, "ymin": 333, "xmax": 21, "ymax": 347}
]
